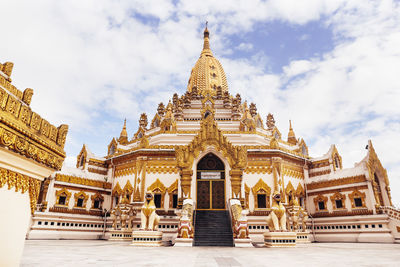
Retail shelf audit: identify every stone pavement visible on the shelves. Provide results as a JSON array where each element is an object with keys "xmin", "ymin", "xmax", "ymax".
[{"xmin": 21, "ymin": 240, "xmax": 400, "ymax": 266}]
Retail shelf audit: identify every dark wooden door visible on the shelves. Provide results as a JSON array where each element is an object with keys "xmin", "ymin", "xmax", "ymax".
[
  {"xmin": 212, "ymin": 180, "xmax": 225, "ymax": 209},
  {"xmin": 197, "ymin": 180, "xmax": 210, "ymax": 209}
]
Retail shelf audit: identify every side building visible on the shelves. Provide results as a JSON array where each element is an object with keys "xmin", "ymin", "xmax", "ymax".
[{"xmin": 0, "ymin": 61, "xmax": 68, "ymax": 265}]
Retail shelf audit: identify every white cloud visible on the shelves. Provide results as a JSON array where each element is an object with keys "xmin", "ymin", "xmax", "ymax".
[
  {"xmin": 236, "ymin": 42, "xmax": 254, "ymax": 51},
  {"xmin": 283, "ymin": 60, "xmax": 315, "ymax": 77}
]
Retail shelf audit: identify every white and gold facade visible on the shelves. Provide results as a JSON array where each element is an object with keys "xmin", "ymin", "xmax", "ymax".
[
  {"xmin": 0, "ymin": 61, "xmax": 68, "ymax": 265},
  {"xmin": 27, "ymin": 27, "xmax": 400, "ymax": 244}
]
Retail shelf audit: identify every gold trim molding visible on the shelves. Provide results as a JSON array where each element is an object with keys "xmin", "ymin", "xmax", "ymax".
[
  {"xmin": 308, "ymin": 175, "xmax": 366, "ymax": 190},
  {"xmin": 0, "ymin": 81, "xmax": 68, "ymax": 170},
  {"xmin": 0, "ymin": 166, "xmax": 41, "ymax": 214},
  {"xmin": 55, "ymin": 174, "xmax": 111, "ymax": 189}
]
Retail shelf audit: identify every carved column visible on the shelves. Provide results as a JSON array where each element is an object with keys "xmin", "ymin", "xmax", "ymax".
[
  {"xmin": 180, "ymin": 168, "xmax": 193, "ymax": 198},
  {"xmin": 272, "ymin": 157, "xmax": 282, "ymax": 194},
  {"xmin": 230, "ymin": 169, "xmax": 243, "ymax": 198}
]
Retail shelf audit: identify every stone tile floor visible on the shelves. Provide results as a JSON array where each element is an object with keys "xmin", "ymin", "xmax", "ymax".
[{"xmin": 21, "ymin": 240, "xmax": 400, "ymax": 267}]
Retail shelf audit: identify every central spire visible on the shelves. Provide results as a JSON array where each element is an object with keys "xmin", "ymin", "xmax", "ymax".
[
  {"xmin": 201, "ymin": 22, "xmax": 213, "ymax": 57},
  {"xmin": 186, "ymin": 24, "xmax": 229, "ymax": 95}
]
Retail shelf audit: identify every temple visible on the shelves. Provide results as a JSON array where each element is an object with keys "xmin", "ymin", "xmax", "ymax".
[{"xmin": 21, "ymin": 26, "xmax": 400, "ymax": 245}]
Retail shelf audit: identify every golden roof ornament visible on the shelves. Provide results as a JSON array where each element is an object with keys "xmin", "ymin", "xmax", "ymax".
[
  {"xmin": 266, "ymin": 113, "xmax": 275, "ymax": 130},
  {"xmin": 186, "ymin": 23, "xmax": 229, "ymax": 96},
  {"xmin": 249, "ymin": 103, "xmax": 257, "ymax": 117},
  {"xmin": 139, "ymin": 113, "xmax": 148, "ymax": 129},
  {"xmin": 118, "ymin": 119, "xmax": 128, "ymax": 144},
  {"xmin": 201, "ymin": 22, "xmax": 213, "ymax": 57},
  {"xmin": 287, "ymin": 120, "xmax": 297, "ymax": 145},
  {"xmin": 157, "ymin": 103, "xmax": 165, "ymax": 116}
]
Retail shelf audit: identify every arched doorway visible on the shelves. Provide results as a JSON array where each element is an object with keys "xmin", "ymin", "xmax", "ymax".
[{"xmin": 196, "ymin": 153, "xmax": 225, "ymax": 210}]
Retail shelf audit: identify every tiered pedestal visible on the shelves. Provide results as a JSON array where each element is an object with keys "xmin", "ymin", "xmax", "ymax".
[
  {"xmin": 131, "ymin": 230, "xmax": 163, "ymax": 247},
  {"xmin": 296, "ymin": 232, "xmax": 311, "ymax": 244},
  {"xmin": 106, "ymin": 229, "xmax": 133, "ymax": 241},
  {"xmin": 234, "ymin": 238, "xmax": 253, "ymax": 247},
  {"xmin": 264, "ymin": 231, "xmax": 297, "ymax": 247},
  {"xmin": 174, "ymin": 238, "xmax": 193, "ymax": 247}
]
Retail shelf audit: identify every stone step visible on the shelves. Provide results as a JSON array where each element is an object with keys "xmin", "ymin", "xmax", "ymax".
[{"xmin": 194, "ymin": 210, "xmax": 234, "ymax": 247}]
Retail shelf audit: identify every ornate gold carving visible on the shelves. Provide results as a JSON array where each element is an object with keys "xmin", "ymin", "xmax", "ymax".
[
  {"xmin": 0, "ymin": 76, "xmax": 68, "ymax": 170},
  {"xmin": 147, "ymin": 178, "xmax": 166, "ymax": 193},
  {"xmin": 366, "ymin": 140, "xmax": 392, "ymax": 206},
  {"xmin": 176, "ymin": 113, "xmax": 247, "ymax": 171},
  {"xmin": 167, "ymin": 179, "xmax": 178, "ymax": 208},
  {"xmin": 0, "ymin": 87, "xmax": 8, "ymax": 109},
  {"xmin": 239, "ymin": 103, "xmax": 256, "ymax": 132},
  {"xmin": 330, "ymin": 191, "xmax": 346, "ymax": 210},
  {"xmin": 150, "ymin": 113, "xmax": 162, "ymax": 128},
  {"xmin": 251, "ymin": 178, "xmax": 271, "ymax": 204},
  {"xmin": 55, "ymin": 187, "xmax": 72, "ymax": 207},
  {"xmin": 244, "ymin": 183, "xmax": 250, "ymax": 209},
  {"xmin": 244, "ymin": 161, "xmax": 272, "ymax": 174},
  {"xmin": 0, "ymin": 70, "xmax": 23, "ymax": 99},
  {"xmin": 112, "ymin": 182, "xmax": 122, "ymax": 197},
  {"xmin": 307, "ymin": 175, "xmax": 366, "ymax": 190},
  {"xmin": 18, "ymin": 105, "xmax": 31, "ymax": 125},
  {"xmin": 73, "ymin": 191, "xmax": 89, "ymax": 208},
  {"xmin": 55, "ymin": 174, "xmax": 111, "ymax": 189},
  {"xmin": 0, "ymin": 122, "xmax": 67, "ymax": 169},
  {"xmin": 309, "ymin": 169, "xmax": 331, "ymax": 177},
  {"xmin": 310, "ymin": 159, "xmax": 330, "ymax": 169},
  {"xmin": 180, "ymin": 169, "xmax": 193, "ymax": 198},
  {"xmin": 311, "ymin": 209, "xmax": 372, "ymax": 218},
  {"xmin": 22, "ymin": 88, "xmax": 33, "ymax": 105},
  {"xmin": 56, "ymin": 124, "xmax": 68, "ymax": 148},
  {"xmin": 5, "ymin": 94, "xmax": 21, "ymax": 117},
  {"xmin": 30, "ymin": 112, "xmax": 41, "ymax": 131},
  {"xmin": 282, "ymin": 164, "xmax": 304, "ymax": 179},
  {"xmin": 266, "ymin": 113, "xmax": 275, "ymax": 130},
  {"xmin": 88, "ymin": 168, "xmax": 108, "ymax": 175},
  {"xmin": 90, "ymin": 192, "xmax": 104, "ymax": 209},
  {"xmin": 313, "ymin": 194, "xmax": 328, "ymax": 211},
  {"xmin": 0, "ymin": 166, "xmax": 40, "ymax": 214},
  {"xmin": 251, "ymin": 179, "xmax": 271, "ymax": 196},
  {"xmin": 147, "ymin": 178, "xmax": 167, "ymax": 208},
  {"xmin": 349, "ymin": 189, "xmax": 367, "ymax": 208},
  {"xmin": 331, "ymin": 145, "xmax": 343, "ymax": 171},
  {"xmin": 269, "ymin": 136, "xmax": 279, "ymax": 149},
  {"xmin": 123, "ymin": 180, "xmax": 134, "ymax": 197},
  {"xmin": 295, "ymin": 183, "xmax": 305, "ymax": 197},
  {"xmin": 307, "ymin": 185, "xmax": 368, "ymax": 196},
  {"xmin": 285, "ymin": 181, "xmax": 295, "ymax": 195},
  {"xmin": 174, "ymin": 111, "xmax": 247, "ymax": 198},
  {"xmin": 167, "ymin": 179, "xmax": 178, "ymax": 194},
  {"xmin": 0, "ymin": 61, "xmax": 13, "ymax": 79}
]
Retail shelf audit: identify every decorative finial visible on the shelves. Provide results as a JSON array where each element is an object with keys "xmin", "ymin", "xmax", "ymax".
[
  {"xmin": 202, "ymin": 21, "xmax": 212, "ymax": 56},
  {"xmin": 118, "ymin": 118, "xmax": 128, "ymax": 144},
  {"xmin": 287, "ymin": 119, "xmax": 297, "ymax": 145}
]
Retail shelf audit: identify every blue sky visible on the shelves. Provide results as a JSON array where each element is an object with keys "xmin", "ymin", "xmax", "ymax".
[{"xmin": 1, "ymin": 0, "xmax": 400, "ymax": 206}]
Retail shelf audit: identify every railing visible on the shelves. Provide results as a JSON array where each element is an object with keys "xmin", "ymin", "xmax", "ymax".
[
  {"xmin": 49, "ymin": 206, "xmax": 103, "ymax": 216},
  {"xmin": 311, "ymin": 209, "xmax": 373, "ymax": 218},
  {"xmin": 380, "ymin": 206, "xmax": 400, "ymax": 221}
]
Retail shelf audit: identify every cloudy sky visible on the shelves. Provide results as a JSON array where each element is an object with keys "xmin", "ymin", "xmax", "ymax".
[{"xmin": 1, "ymin": 0, "xmax": 400, "ymax": 205}]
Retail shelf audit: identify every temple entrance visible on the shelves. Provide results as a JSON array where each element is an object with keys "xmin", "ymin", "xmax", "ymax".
[{"xmin": 196, "ymin": 153, "xmax": 225, "ymax": 210}]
